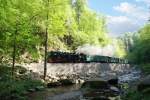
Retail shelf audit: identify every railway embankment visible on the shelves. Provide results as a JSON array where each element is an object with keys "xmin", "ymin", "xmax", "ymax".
[{"xmin": 22, "ymin": 63, "xmax": 131, "ymax": 83}]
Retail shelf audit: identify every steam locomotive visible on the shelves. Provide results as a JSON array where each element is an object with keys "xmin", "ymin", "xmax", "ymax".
[{"xmin": 47, "ymin": 51, "xmax": 129, "ymax": 63}]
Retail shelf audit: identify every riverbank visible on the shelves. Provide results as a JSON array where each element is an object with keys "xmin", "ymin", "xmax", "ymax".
[
  {"xmin": 28, "ymin": 65, "xmax": 143, "ymax": 100},
  {"xmin": 28, "ymin": 84, "xmax": 81, "ymax": 100},
  {"xmin": 1, "ymin": 64, "xmax": 149, "ymax": 100},
  {"xmin": 122, "ymin": 74, "xmax": 150, "ymax": 100},
  {"xmin": 0, "ymin": 64, "xmax": 44, "ymax": 100}
]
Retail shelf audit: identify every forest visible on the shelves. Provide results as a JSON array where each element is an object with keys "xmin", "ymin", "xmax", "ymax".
[{"xmin": 0, "ymin": 0, "xmax": 150, "ymax": 100}]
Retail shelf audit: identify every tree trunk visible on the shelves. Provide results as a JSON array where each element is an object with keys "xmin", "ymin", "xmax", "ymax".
[
  {"xmin": 43, "ymin": 0, "xmax": 49, "ymax": 80},
  {"xmin": 44, "ymin": 26, "xmax": 48, "ymax": 80},
  {"xmin": 12, "ymin": 26, "xmax": 17, "ymax": 78}
]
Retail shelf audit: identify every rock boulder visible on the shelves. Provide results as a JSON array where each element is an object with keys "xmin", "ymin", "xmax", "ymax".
[{"xmin": 81, "ymin": 79, "xmax": 109, "ymax": 89}]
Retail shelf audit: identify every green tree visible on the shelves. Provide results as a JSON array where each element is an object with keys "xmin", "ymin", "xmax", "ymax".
[
  {"xmin": 71, "ymin": 0, "xmax": 109, "ymax": 49},
  {"xmin": 129, "ymin": 24, "xmax": 150, "ymax": 64},
  {"xmin": 0, "ymin": 0, "xmax": 42, "ymax": 76},
  {"xmin": 0, "ymin": 0, "xmax": 110, "ymax": 65}
]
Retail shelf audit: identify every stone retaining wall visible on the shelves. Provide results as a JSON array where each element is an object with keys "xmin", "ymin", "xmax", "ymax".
[{"xmin": 23, "ymin": 63, "xmax": 131, "ymax": 82}]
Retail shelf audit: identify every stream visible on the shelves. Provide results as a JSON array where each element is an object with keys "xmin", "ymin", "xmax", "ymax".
[
  {"xmin": 28, "ymin": 67, "xmax": 141, "ymax": 100},
  {"xmin": 28, "ymin": 84, "xmax": 82, "ymax": 100}
]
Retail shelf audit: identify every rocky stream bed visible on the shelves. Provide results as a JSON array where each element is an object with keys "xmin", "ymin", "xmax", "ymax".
[{"xmin": 28, "ymin": 67, "xmax": 143, "ymax": 100}]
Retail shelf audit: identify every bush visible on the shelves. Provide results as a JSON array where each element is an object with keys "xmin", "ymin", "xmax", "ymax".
[
  {"xmin": 122, "ymin": 89, "xmax": 150, "ymax": 100},
  {"xmin": 122, "ymin": 90, "xmax": 142, "ymax": 100},
  {"xmin": 141, "ymin": 63, "xmax": 150, "ymax": 74},
  {"xmin": 0, "ymin": 65, "xmax": 44, "ymax": 100}
]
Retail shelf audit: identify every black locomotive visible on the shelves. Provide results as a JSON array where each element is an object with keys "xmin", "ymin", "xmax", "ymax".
[{"xmin": 47, "ymin": 51, "xmax": 129, "ymax": 63}]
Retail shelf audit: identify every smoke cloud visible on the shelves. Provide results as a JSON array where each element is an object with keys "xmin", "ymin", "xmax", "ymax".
[{"xmin": 76, "ymin": 44, "xmax": 116, "ymax": 57}]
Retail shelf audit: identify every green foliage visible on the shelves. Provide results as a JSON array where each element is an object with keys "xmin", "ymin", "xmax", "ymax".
[
  {"xmin": 123, "ymin": 90, "xmax": 142, "ymax": 100},
  {"xmin": 114, "ymin": 39, "xmax": 127, "ymax": 58},
  {"xmin": 0, "ymin": 0, "xmax": 42, "ymax": 63},
  {"xmin": 127, "ymin": 24, "xmax": 150, "ymax": 64},
  {"xmin": 0, "ymin": 65, "xmax": 12, "ymax": 81},
  {"xmin": 141, "ymin": 63, "xmax": 150, "ymax": 74},
  {"xmin": 121, "ymin": 82, "xmax": 150, "ymax": 100},
  {"xmin": 0, "ymin": 80, "xmax": 43, "ymax": 100},
  {"xmin": 0, "ymin": 65, "xmax": 44, "ymax": 100},
  {"xmin": 0, "ymin": 0, "xmax": 109, "ymax": 63},
  {"xmin": 122, "ymin": 89, "xmax": 150, "ymax": 100},
  {"xmin": 72, "ymin": 0, "xmax": 108, "ymax": 48},
  {"xmin": 125, "ymin": 24, "xmax": 150, "ymax": 74}
]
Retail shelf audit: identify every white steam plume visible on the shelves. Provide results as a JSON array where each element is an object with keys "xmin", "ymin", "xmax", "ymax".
[{"xmin": 76, "ymin": 44, "xmax": 116, "ymax": 57}]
